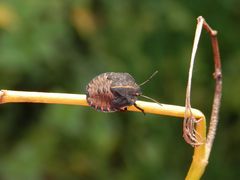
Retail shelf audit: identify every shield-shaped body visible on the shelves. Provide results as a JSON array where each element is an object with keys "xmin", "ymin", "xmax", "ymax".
[{"xmin": 86, "ymin": 72, "xmax": 142, "ymax": 112}]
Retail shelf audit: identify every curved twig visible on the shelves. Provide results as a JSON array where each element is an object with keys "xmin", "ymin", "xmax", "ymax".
[{"xmin": 185, "ymin": 16, "xmax": 222, "ymax": 180}]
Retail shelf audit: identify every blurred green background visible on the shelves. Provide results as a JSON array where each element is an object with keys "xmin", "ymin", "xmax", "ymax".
[{"xmin": 0, "ymin": 0, "xmax": 239, "ymax": 179}]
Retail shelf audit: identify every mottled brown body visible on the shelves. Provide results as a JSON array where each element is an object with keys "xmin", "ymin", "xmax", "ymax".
[{"xmin": 86, "ymin": 72, "xmax": 142, "ymax": 112}]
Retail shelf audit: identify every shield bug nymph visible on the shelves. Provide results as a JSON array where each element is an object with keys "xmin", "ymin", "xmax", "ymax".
[{"xmin": 86, "ymin": 71, "xmax": 160, "ymax": 114}]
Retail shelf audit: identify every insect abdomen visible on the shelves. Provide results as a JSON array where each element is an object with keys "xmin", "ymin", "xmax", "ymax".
[{"xmin": 86, "ymin": 73, "xmax": 116, "ymax": 112}]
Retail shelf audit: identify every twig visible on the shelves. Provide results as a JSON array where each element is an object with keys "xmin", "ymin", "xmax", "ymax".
[
  {"xmin": 202, "ymin": 17, "xmax": 222, "ymax": 160},
  {"xmin": 183, "ymin": 17, "xmax": 204, "ymax": 146},
  {"xmin": 185, "ymin": 16, "xmax": 222, "ymax": 180},
  {"xmin": 0, "ymin": 89, "xmax": 207, "ymax": 179},
  {"xmin": 0, "ymin": 90, "xmax": 204, "ymax": 118}
]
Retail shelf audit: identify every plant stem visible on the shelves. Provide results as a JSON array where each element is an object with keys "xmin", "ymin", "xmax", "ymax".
[
  {"xmin": 0, "ymin": 89, "xmax": 204, "ymax": 118},
  {"xmin": 185, "ymin": 16, "xmax": 222, "ymax": 180}
]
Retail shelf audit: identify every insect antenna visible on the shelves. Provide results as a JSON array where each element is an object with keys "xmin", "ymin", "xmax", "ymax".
[
  {"xmin": 139, "ymin": 70, "xmax": 158, "ymax": 86},
  {"xmin": 140, "ymin": 94, "xmax": 162, "ymax": 106},
  {"xmin": 138, "ymin": 70, "xmax": 162, "ymax": 106}
]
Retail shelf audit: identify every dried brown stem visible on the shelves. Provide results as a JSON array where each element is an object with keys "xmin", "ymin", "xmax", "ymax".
[
  {"xmin": 185, "ymin": 16, "xmax": 222, "ymax": 180},
  {"xmin": 200, "ymin": 16, "xmax": 222, "ymax": 158},
  {"xmin": 184, "ymin": 17, "xmax": 205, "ymax": 146}
]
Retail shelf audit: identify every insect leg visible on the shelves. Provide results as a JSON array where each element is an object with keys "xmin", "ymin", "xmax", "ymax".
[
  {"xmin": 118, "ymin": 107, "xmax": 128, "ymax": 112},
  {"xmin": 134, "ymin": 103, "xmax": 145, "ymax": 115}
]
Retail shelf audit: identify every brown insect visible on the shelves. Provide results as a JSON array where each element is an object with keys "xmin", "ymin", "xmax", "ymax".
[{"xmin": 86, "ymin": 71, "xmax": 160, "ymax": 114}]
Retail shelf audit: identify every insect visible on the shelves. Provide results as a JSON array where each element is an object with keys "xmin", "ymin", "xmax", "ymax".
[{"xmin": 86, "ymin": 71, "xmax": 160, "ymax": 114}]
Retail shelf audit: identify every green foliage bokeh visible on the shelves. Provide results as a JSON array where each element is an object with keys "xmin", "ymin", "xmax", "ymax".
[{"xmin": 0, "ymin": 0, "xmax": 239, "ymax": 179}]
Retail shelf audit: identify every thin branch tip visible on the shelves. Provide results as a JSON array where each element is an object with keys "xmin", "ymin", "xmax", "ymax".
[{"xmin": 197, "ymin": 16, "xmax": 204, "ymax": 22}]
